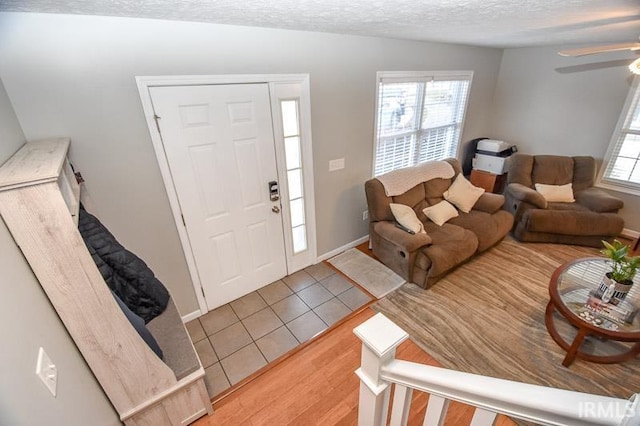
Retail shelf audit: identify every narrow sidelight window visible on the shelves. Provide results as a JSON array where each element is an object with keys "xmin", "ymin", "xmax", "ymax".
[{"xmin": 281, "ymin": 99, "xmax": 307, "ymax": 253}]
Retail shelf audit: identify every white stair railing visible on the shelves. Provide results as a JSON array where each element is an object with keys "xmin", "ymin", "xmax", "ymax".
[{"xmin": 354, "ymin": 313, "xmax": 639, "ymax": 426}]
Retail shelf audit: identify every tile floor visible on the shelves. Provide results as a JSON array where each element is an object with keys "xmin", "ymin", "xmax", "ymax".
[{"xmin": 185, "ymin": 262, "xmax": 373, "ymax": 398}]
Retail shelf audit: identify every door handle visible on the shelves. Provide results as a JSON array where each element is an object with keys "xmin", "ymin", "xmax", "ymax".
[{"xmin": 272, "ymin": 206, "xmax": 280, "ymax": 213}]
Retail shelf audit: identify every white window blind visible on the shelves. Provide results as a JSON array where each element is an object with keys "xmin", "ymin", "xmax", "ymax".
[
  {"xmin": 373, "ymin": 72, "xmax": 472, "ymax": 177},
  {"xmin": 599, "ymin": 76, "xmax": 640, "ymax": 193}
]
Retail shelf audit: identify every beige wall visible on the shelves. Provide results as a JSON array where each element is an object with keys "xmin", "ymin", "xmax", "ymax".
[
  {"xmin": 0, "ymin": 12, "xmax": 503, "ymax": 314},
  {"xmin": 491, "ymin": 45, "xmax": 640, "ymax": 231},
  {"xmin": 0, "ymin": 79, "xmax": 120, "ymax": 425}
]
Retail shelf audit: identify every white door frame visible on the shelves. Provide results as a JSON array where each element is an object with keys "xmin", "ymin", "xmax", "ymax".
[{"xmin": 136, "ymin": 74, "xmax": 317, "ymax": 316}]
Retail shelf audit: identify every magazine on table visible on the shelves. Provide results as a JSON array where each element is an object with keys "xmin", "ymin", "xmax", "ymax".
[{"xmin": 584, "ymin": 292, "xmax": 637, "ymax": 325}]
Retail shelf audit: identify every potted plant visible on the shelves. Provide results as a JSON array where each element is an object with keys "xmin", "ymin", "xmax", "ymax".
[{"xmin": 598, "ymin": 239, "xmax": 640, "ymax": 304}]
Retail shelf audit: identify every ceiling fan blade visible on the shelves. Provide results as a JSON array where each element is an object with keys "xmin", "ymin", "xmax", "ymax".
[{"xmin": 558, "ymin": 42, "xmax": 640, "ymax": 57}]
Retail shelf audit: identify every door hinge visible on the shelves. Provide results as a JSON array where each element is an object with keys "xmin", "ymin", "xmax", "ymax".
[
  {"xmin": 200, "ymin": 287, "xmax": 206, "ymax": 298},
  {"xmin": 181, "ymin": 213, "xmax": 186, "ymax": 227},
  {"xmin": 153, "ymin": 114, "xmax": 162, "ymax": 134}
]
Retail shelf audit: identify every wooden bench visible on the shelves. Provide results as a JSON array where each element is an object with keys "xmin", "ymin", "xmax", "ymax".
[{"xmin": 0, "ymin": 138, "xmax": 212, "ymax": 425}]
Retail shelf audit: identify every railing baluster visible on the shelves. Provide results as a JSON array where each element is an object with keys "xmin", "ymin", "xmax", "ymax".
[
  {"xmin": 470, "ymin": 407, "xmax": 497, "ymax": 426},
  {"xmin": 423, "ymin": 394, "xmax": 450, "ymax": 426},
  {"xmin": 389, "ymin": 384, "xmax": 413, "ymax": 426}
]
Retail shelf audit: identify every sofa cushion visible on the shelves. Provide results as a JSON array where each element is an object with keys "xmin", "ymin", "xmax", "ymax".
[
  {"xmin": 390, "ymin": 203, "xmax": 426, "ymax": 234},
  {"xmin": 373, "ymin": 221, "xmax": 432, "ymax": 252},
  {"xmin": 448, "ymin": 210, "xmax": 514, "ymax": 252},
  {"xmin": 532, "ymin": 156, "xmax": 574, "ymax": 185},
  {"xmin": 546, "ymin": 202, "xmax": 589, "ymax": 212},
  {"xmin": 572, "ymin": 157, "xmax": 596, "ymax": 191},
  {"xmin": 392, "ymin": 183, "xmax": 426, "ymax": 209},
  {"xmin": 423, "ymin": 200, "xmax": 459, "ymax": 226},
  {"xmin": 535, "ymin": 183, "xmax": 575, "ymax": 203},
  {"xmin": 473, "ymin": 193, "xmax": 505, "ymax": 214},
  {"xmin": 418, "ymin": 225, "xmax": 478, "ymax": 278},
  {"xmin": 444, "ymin": 174, "xmax": 485, "ymax": 213},
  {"xmin": 574, "ymin": 187, "xmax": 624, "ymax": 212},
  {"xmin": 525, "ymin": 210, "xmax": 624, "ymax": 236},
  {"xmin": 424, "ymin": 178, "xmax": 454, "ymax": 205}
]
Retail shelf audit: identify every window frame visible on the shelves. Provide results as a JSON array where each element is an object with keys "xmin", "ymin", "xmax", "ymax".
[
  {"xmin": 371, "ymin": 70, "xmax": 474, "ymax": 177},
  {"xmin": 596, "ymin": 75, "xmax": 640, "ymax": 196}
]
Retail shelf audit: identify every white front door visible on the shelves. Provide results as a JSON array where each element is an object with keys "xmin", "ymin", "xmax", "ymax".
[{"xmin": 150, "ymin": 83, "xmax": 287, "ymax": 309}]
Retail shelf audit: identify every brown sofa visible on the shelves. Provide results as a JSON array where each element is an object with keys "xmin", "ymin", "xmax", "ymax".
[
  {"xmin": 365, "ymin": 158, "xmax": 514, "ymax": 289},
  {"xmin": 505, "ymin": 154, "xmax": 624, "ymax": 247}
]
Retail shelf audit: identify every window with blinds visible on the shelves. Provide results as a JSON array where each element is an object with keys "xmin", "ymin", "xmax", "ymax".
[
  {"xmin": 372, "ymin": 71, "xmax": 473, "ymax": 177},
  {"xmin": 598, "ymin": 76, "xmax": 640, "ymax": 194}
]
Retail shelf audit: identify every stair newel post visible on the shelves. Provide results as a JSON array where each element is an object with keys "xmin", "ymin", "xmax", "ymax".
[{"xmin": 354, "ymin": 313, "xmax": 410, "ymax": 426}]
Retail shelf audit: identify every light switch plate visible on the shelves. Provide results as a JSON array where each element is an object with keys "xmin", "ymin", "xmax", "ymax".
[
  {"xmin": 329, "ymin": 158, "xmax": 345, "ymax": 171},
  {"xmin": 36, "ymin": 347, "xmax": 57, "ymax": 397}
]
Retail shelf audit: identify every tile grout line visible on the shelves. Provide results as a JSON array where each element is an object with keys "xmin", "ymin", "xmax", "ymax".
[
  {"xmin": 214, "ymin": 358, "xmax": 233, "ymax": 390},
  {"xmin": 215, "ymin": 318, "xmax": 263, "ymax": 387},
  {"xmin": 247, "ymin": 305, "xmax": 283, "ymax": 363}
]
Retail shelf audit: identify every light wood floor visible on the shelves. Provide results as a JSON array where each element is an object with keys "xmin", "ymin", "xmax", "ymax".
[{"xmin": 194, "ymin": 308, "xmax": 515, "ymax": 426}]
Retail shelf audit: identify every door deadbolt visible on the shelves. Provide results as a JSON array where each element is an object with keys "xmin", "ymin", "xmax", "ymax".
[
  {"xmin": 272, "ymin": 206, "xmax": 280, "ymax": 213},
  {"xmin": 268, "ymin": 180, "xmax": 280, "ymax": 201}
]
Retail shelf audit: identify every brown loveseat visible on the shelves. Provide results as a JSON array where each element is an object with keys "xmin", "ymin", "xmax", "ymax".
[
  {"xmin": 505, "ymin": 154, "xmax": 624, "ymax": 247},
  {"xmin": 365, "ymin": 159, "xmax": 514, "ymax": 289}
]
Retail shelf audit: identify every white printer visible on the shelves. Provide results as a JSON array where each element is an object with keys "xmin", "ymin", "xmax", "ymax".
[{"xmin": 472, "ymin": 139, "xmax": 517, "ymax": 174}]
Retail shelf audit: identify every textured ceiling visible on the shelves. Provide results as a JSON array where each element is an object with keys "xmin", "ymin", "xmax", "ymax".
[{"xmin": 1, "ymin": 0, "xmax": 639, "ymax": 48}]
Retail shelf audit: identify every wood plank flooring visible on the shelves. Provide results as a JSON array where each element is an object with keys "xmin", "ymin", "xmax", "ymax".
[{"xmin": 194, "ymin": 308, "xmax": 515, "ymax": 425}]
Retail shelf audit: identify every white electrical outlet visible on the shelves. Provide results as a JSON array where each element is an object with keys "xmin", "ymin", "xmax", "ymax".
[
  {"xmin": 363, "ymin": 210, "xmax": 369, "ymax": 221},
  {"xmin": 36, "ymin": 347, "xmax": 57, "ymax": 397}
]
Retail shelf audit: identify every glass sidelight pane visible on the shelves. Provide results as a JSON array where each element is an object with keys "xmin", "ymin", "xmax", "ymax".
[
  {"xmin": 290, "ymin": 198, "xmax": 305, "ymax": 227},
  {"xmin": 282, "ymin": 100, "xmax": 299, "ymax": 137},
  {"xmin": 287, "ymin": 169, "xmax": 303, "ymax": 200},
  {"xmin": 292, "ymin": 225, "xmax": 307, "ymax": 253},
  {"xmin": 285, "ymin": 136, "xmax": 301, "ymax": 170}
]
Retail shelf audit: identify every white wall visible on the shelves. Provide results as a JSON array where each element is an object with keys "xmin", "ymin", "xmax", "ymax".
[
  {"xmin": 491, "ymin": 46, "xmax": 640, "ymax": 231},
  {"xmin": 0, "ymin": 79, "xmax": 120, "ymax": 425},
  {"xmin": 0, "ymin": 12, "xmax": 503, "ymax": 313}
]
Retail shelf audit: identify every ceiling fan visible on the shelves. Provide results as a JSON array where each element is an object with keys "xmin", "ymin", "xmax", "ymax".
[{"xmin": 558, "ymin": 40, "xmax": 640, "ymax": 75}]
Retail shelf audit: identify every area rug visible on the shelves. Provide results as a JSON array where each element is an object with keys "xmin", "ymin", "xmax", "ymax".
[
  {"xmin": 329, "ymin": 248, "xmax": 406, "ymax": 298},
  {"xmin": 373, "ymin": 237, "xmax": 640, "ymax": 399}
]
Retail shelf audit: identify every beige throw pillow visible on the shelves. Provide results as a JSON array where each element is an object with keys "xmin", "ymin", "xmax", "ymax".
[
  {"xmin": 423, "ymin": 200, "xmax": 459, "ymax": 226},
  {"xmin": 443, "ymin": 174, "xmax": 485, "ymax": 213},
  {"xmin": 389, "ymin": 203, "xmax": 426, "ymax": 234},
  {"xmin": 534, "ymin": 183, "xmax": 575, "ymax": 203}
]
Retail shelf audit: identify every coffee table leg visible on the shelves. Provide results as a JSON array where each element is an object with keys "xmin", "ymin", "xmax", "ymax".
[{"xmin": 563, "ymin": 327, "xmax": 588, "ymax": 367}]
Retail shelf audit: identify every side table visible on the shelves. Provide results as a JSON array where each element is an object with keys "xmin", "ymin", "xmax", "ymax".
[
  {"xmin": 469, "ymin": 169, "xmax": 507, "ymax": 194},
  {"xmin": 546, "ymin": 258, "xmax": 640, "ymax": 367}
]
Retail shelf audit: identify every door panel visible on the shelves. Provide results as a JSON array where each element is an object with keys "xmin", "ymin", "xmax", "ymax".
[{"xmin": 150, "ymin": 83, "xmax": 287, "ymax": 309}]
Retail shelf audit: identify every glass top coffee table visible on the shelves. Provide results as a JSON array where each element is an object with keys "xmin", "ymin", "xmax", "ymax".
[{"xmin": 546, "ymin": 257, "xmax": 640, "ymax": 367}]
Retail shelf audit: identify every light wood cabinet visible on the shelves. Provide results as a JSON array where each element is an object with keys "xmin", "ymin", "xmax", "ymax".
[
  {"xmin": 469, "ymin": 169, "xmax": 508, "ymax": 194},
  {"xmin": 0, "ymin": 138, "xmax": 212, "ymax": 425}
]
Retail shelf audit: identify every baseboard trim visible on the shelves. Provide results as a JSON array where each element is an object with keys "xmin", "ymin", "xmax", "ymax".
[
  {"xmin": 316, "ymin": 235, "xmax": 369, "ymax": 263},
  {"xmin": 181, "ymin": 309, "xmax": 202, "ymax": 323},
  {"xmin": 621, "ymin": 228, "xmax": 639, "ymax": 240}
]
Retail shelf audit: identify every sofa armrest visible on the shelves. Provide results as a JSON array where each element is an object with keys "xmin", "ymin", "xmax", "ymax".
[
  {"xmin": 506, "ymin": 183, "xmax": 547, "ymax": 209},
  {"xmin": 575, "ymin": 187, "xmax": 624, "ymax": 213},
  {"xmin": 473, "ymin": 192, "xmax": 505, "ymax": 213},
  {"xmin": 373, "ymin": 221, "xmax": 432, "ymax": 252}
]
